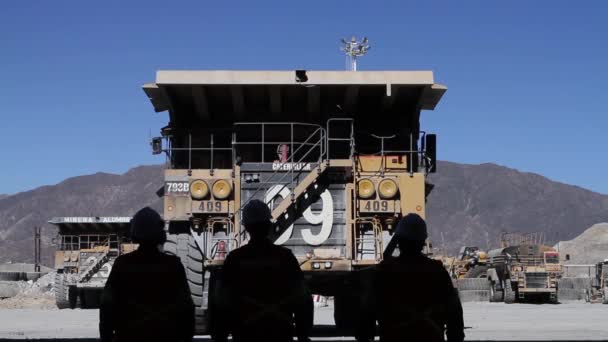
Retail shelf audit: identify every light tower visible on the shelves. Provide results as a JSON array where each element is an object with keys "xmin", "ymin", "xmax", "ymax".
[{"xmin": 340, "ymin": 36, "xmax": 370, "ymax": 71}]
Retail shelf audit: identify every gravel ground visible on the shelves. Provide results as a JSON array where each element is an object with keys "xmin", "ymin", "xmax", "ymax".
[{"xmin": 0, "ymin": 302, "xmax": 607, "ymax": 340}]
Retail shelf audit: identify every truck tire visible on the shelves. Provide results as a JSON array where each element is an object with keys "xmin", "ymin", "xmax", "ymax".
[
  {"xmin": 489, "ymin": 281, "xmax": 504, "ymax": 303},
  {"xmin": 504, "ymin": 280, "xmax": 516, "ymax": 304},
  {"xmin": 465, "ymin": 266, "xmax": 488, "ymax": 279},
  {"xmin": 164, "ymin": 232, "xmax": 207, "ymax": 334},
  {"xmin": 55, "ymin": 273, "xmax": 71, "ymax": 309},
  {"xmin": 549, "ymin": 292, "xmax": 558, "ymax": 304}
]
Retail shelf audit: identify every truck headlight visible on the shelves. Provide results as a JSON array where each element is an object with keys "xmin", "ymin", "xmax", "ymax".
[
  {"xmin": 190, "ymin": 180, "xmax": 209, "ymax": 199},
  {"xmin": 357, "ymin": 179, "xmax": 375, "ymax": 199},
  {"xmin": 212, "ymin": 180, "xmax": 232, "ymax": 200},
  {"xmin": 378, "ymin": 179, "xmax": 398, "ymax": 199}
]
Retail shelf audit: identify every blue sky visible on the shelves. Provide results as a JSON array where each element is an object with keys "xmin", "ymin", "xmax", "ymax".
[{"xmin": 1, "ymin": 1, "xmax": 607, "ymax": 195}]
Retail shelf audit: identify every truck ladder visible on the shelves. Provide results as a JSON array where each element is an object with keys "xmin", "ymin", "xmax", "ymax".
[
  {"xmin": 354, "ymin": 217, "xmax": 384, "ymax": 262},
  {"xmin": 271, "ymin": 159, "xmax": 351, "ymax": 224},
  {"xmin": 78, "ymin": 250, "xmax": 111, "ymax": 283}
]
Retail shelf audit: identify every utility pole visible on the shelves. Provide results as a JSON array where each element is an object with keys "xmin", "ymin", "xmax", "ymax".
[{"xmin": 34, "ymin": 227, "xmax": 41, "ymax": 272}]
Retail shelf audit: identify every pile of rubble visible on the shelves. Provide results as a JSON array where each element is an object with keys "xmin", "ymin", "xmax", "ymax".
[
  {"xmin": 557, "ymin": 223, "xmax": 608, "ymax": 265},
  {"xmin": 0, "ymin": 272, "xmax": 57, "ymax": 309}
]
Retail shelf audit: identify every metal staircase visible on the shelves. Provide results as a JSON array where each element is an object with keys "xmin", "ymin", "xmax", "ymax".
[
  {"xmin": 78, "ymin": 250, "xmax": 111, "ymax": 283},
  {"xmin": 270, "ymin": 161, "xmax": 328, "ymax": 223}
]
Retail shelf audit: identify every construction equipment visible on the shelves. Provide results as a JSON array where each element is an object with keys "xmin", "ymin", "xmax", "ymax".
[
  {"xmin": 589, "ymin": 259, "xmax": 608, "ymax": 303},
  {"xmin": 50, "ymin": 217, "xmax": 137, "ymax": 309},
  {"xmin": 143, "ymin": 69, "xmax": 447, "ymax": 336},
  {"xmin": 486, "ymin": 233, "xmax": 562, "ymax": 303},
  {"xmin": 447, "ymin": 246, "xmax": 488, "ymax": 279}
]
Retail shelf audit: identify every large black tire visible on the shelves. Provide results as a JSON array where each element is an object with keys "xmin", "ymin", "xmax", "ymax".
[
  {"xmin": 164, "ymin": 232, "xmax": 207, "ymax": 334},
  {"xmin": 489, "ymin": 281, "xmax": 504, "ymax": 303},
  {"xmin": 55, "ymin": 273, "xmax": 71, "ymax": 309},
  {"xmin": 464, "ymin": 266, "xmax": 488, "ymax": 279},
  {"xmin": 504, "ymin": 280, "xmax": 516, "ymax": 304}
]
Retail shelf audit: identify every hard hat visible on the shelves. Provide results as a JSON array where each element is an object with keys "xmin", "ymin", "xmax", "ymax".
[
  {"xmin": 395, "ymin": 213, "xmax": 428, "ymax": 241},
  {"xmin": 130, "ymin": 207, "xmax": 165, "ymax": 243},
  {"xmin": 242, "ymin": 199, "xmax": 272, "ymax": 227}
]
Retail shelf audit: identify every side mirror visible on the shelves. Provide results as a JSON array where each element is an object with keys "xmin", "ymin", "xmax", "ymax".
[
  {"xmin": 151, "ymin": 137, "xmax": 163, "ymax": 155},
  {"xmin": 425, "ymin": 134, "xmax": 437, "ymax": 173}
]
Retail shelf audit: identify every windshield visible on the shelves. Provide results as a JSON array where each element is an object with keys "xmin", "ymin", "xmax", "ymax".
[{"xmin": 545, "ymin": 252, "xmax": 560, "ymax": 264}]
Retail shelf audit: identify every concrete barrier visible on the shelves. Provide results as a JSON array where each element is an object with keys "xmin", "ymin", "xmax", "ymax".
[
  {"xmin": 459, "ymin": 289, "xmax": 490, "ymax": 302},
  {"xmin": 559, "ymin": 277, "xmax": 592, "ymax": 290},
  {"xmin": 0, "ymin": 282, "xmax": 20, "ymax": 299},
  {"xmin": 457, "ymin": 278, "xmax": 491, "ymax": 291},
  {"xmin": 0, "ymin": 272, "xmax": 24, "ymax": 281},
  {"xmin": 558, "ymin": 277, "xmax": 592, "ymax": 302}
]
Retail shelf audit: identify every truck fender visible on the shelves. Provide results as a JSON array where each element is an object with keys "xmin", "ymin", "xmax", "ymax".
[{"xmin": 487, "ymin": 268, "xmax": 500, "ymax": 283}]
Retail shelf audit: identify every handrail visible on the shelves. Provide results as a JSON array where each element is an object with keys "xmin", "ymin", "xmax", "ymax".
[
  {"xmin": 326, "ymin": 118, "xmax": 354, "ymax": 159},
  {"xmin": 237, "ymin": 126, "xmax": 327, "ymax": 213}
]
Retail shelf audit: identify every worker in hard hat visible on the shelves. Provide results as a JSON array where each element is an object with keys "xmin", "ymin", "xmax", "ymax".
[
  {"xmin": 218, "ymin": 199, "xmax": 313, "ymax": 342},
  {"xmin": 369, "ymin": 214, "xmax": 464, "ymax": 342},
  {"xmin": 99, "ymin": 207, "xmax": 194, "ymax": 342}
]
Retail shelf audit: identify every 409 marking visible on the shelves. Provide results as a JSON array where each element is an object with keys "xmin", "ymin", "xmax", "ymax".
[
  {"xmin": 199, "ymin": 201, "xmax": 223, "ymax": 212},
  {"xmin": 363, "ymin": 200, "xmax": 389, "ymax": 212}
]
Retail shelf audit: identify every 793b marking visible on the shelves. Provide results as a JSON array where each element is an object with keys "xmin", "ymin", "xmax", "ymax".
[{"xmin": 165, "ymin": 181, "xmax": 190, "ymax": 195}]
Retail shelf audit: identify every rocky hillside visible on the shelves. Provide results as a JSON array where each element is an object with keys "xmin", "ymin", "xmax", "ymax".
[
  {"xmin": 1, "ymin": 161, "xmax": 608, "ymax": 265},
  {"xmin": 426, "ymin": 161, "xmax": 608, "ymax": 253},
  {"xmin": 0, "ymin": 166, "xmax": 164, "ymax": 266}
]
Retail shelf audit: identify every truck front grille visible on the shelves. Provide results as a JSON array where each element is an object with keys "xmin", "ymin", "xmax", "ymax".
[{"xmin": 525, "ymin": 272, "xmax": 548, "ymax": 288}]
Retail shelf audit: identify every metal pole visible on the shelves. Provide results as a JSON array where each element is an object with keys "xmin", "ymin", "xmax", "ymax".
[
  {"xmin": 291, "ymin": 123, "xmax": 295, "ymax": 197},
  {"xmin": 210, "ymin": 133, "xmax": 214, "ymax": 172},
  {"xmin": 34, "ymin": 227, "xmax": 41, "ymax": 273},
  {"xmin": 409, "ymin": 133, "xmax": 414, "ymax": 176}
]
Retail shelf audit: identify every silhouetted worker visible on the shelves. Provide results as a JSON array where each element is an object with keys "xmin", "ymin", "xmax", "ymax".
[
  {"xmin": 99, "ymin": 207, "xmax": 194, "ymax": 342},
  {"xmin": 371, "ymin": 214, "xmax": 464, "ymax": 342},
  {"xmin": 218, "ymin": 199, "xmax": 313, "ymax": 342}
]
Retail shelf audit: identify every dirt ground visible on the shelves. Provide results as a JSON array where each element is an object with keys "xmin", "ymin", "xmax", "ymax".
[{"xmin": 0, "ymin": 302, "xmax": 607, "ymax": 341}]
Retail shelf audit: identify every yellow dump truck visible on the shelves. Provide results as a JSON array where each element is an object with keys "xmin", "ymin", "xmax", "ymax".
[
  {"xmin": 50, "ymin": 217, "xmax": 137, "ymax": 309},
  {"xmin": 143, "ymin": 70, "xmax": 446, "ymax": 336},
  {"xmin": 486, "ymin": 244, "xmax": 561, "ymax": 303}
]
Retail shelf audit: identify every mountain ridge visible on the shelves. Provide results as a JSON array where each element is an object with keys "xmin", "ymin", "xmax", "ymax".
[{"xmin": 1, "ymin": 161, "xmax": 607, "ymax": 265}]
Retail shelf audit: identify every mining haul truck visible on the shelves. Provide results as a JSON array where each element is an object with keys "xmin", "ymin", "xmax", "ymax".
[
  {"xmin": 51, "ymin": 217, "xmax": 137, "ymax": 309},
  {"xmin": 143, "ymin": 70, "xmax": 446, "ymax": 335},
  {"xmin": 589, "ymin": 259, "xmax": 608, "ymax": 304},
  {"xmin": 486, "ymin": 244, "xmax": 561, "ymax": 303}
]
